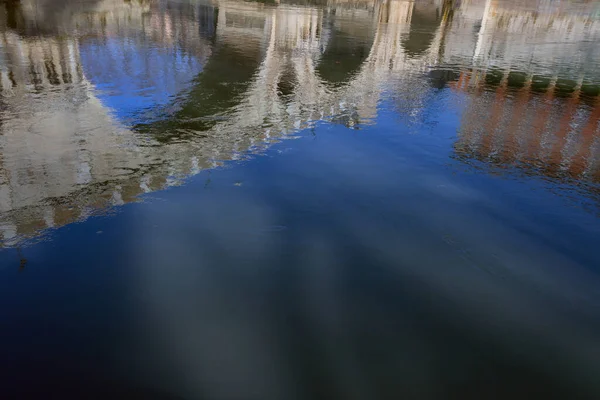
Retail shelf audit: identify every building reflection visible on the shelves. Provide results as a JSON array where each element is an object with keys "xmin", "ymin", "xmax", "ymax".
[
  {"xmin": 451, "ymin": 70, "xmax": 600, "ymax": 183},
  {"xmin": 443, "ymin": 0, "xmax": 600, "ymax": 184},
  {"xmin": 0, "ymin": 0, "xmax": 599, "ymax": 245}
]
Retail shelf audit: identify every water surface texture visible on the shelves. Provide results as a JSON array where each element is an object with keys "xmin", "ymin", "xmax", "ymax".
[{"xmin": 1, "ymin": 0, "xmax": 600, "ymax": 398}]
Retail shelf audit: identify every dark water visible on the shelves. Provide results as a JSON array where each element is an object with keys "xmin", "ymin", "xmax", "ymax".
[{"xmin": 1, "ymin": 0, "xmax": 600, "ymax": 398}]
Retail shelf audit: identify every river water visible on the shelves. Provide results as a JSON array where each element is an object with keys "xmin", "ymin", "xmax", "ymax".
[{"xmin": 1, "ymin": 0, "xmax": 600, "ymax": 398}]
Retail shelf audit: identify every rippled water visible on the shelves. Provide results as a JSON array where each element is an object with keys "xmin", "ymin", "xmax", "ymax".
[{"xmin": 1, "ymin": 0, "xmax": 600, "ymax": 398}]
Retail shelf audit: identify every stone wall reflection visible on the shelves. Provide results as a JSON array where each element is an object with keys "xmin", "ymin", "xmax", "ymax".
[{"xmin": 0, "ymin": 0, "xmax": 599, "ymax": 245}]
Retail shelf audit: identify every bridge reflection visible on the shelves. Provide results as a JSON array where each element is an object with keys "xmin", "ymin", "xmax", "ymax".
[{"xmin": 0, "ymin": 0, "xmax": 599, "ymax": 245}]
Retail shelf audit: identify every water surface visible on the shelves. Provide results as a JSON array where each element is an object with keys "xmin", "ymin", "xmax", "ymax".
[{"xmin": 1, "ymin": 0, "xmax": 600, "ymax": 398}]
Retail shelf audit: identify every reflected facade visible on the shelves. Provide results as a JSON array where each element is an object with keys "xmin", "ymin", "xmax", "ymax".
[{"xmin": 1, "ymin": 0, "xmax": 600, "ymax": 245}]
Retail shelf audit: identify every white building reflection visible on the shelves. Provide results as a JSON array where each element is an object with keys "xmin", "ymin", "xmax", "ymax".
[{"xmin": 0, "ymin": 0, "xmax": 599, "ymax": 244}]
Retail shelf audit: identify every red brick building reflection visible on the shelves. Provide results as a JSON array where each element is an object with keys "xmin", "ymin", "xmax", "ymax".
[{"xmin": 451, "ymin": 70, "xmax": 600, "ymax": 182}]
